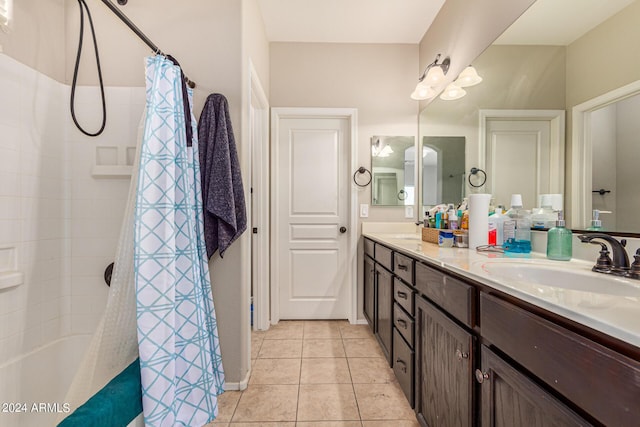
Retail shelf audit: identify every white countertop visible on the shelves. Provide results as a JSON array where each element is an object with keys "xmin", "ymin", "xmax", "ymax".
[{"xmin": 364, "ymin": 232, "xmax": 640, "ymax": 349}]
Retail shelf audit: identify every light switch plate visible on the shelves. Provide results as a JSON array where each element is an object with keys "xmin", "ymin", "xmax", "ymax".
[
  {"xmin": 360, "ymin": 204, "xmax": 369, "ymax": 218},
  {"xmin": 405, "ymin": 206, "xmax": 414, "ymax": 218}
]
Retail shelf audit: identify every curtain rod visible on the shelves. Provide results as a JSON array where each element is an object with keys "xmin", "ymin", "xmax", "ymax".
[{"xmin": 100, "ymin": 0, "xmax": 196, "ymax": 88}]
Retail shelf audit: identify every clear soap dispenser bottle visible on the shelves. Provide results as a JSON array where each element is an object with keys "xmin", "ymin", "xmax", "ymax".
[
  {"xmin": 547, "ymin": 210, "xmax": 572, "ymax": 261},
  {"xmin": 586, "ymin": 209, "xmax": 611, "ymax": 231}
]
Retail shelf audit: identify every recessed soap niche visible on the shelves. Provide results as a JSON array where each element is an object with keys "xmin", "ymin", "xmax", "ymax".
[
  {"xmin": 0, "ymin": 246, "xmax": 24, "ymax": 291},
  {"xmin": 91, "ymin": 145, "xmax": 136, "ymax": 178}
]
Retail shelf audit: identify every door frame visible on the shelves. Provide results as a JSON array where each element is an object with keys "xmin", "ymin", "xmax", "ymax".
[
  {"xmin": 571, "ymin": 79, "xmax": 640, "ymax": 229},
  {"xmin": 249, "ymin": 61, "xmax": 270, "ymax": 331},
  {"xmin": 270, "ymin": 107, "xmax": 358, "ymax": 324},
  {"xmin": 478, "ymin": 109, "xmax": 565, "ymax": 199}
]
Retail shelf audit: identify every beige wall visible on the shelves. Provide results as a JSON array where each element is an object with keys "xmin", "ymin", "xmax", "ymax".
[{"xmin": 0, "ymin": 0, "xmax": 66, "ymax": 81}]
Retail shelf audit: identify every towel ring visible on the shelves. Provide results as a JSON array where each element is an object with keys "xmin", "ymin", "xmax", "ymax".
[
  {"xmin": 353, "ymin": 167, "xmax": 372, "ymax": 187},
  {"xmin": 468, "ymin": 167, "xmax": 487, "ymax": 188},
  {"xmin": 397, "ymin": 189, "xmax": 408, "ymax": 200}
]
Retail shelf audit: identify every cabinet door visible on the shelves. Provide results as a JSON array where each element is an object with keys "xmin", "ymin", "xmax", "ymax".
[
  {"xmin": 375, "ymin": 264, "xmax": 393, "ymax": 364},
  {"xmin": 478, "ymin": 346, "xmax": 592, "ymax": 427},
  {"xmin": 415, "ymin": 296, "xmax": 474, "ymax": 427},
  {"xmin": 363, "ymin": 255, "xmax": 376, "ymax": 331}
]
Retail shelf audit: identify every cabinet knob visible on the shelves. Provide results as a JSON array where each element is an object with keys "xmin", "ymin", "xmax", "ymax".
[
  {"xmin": 455, "ymin": 349, "xmax": 469, "ymax": 361},
  {"xmin": 397, "ymin": 291, "xmax": 408, "ymax": 299},
  {"xmin": 475, "ymin": 369, "xmax": 489, "ymax": 384}
]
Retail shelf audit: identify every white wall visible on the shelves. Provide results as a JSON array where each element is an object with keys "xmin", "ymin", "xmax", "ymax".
[
  {"xmin": 615, "ymin": 94, "xmax": 640, "ymax": 231},
  {"xmin": 590, "ymin": 104, "xmax": 617, "ymax": 230}
]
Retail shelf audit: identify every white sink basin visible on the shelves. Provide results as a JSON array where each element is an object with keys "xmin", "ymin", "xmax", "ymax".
[
  {"xmin": 387, "ymin": 234, "xmax": 421, "ymax": 241},
  {"xmin": 479, "ymin": 261, "xmax": 640, "ymax": 297}
]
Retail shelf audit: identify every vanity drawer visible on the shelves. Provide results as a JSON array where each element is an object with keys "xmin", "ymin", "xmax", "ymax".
[
  {"xmin": 364, "ymin": 238, "xmax": 374, "ymax": 258},
  {"xmin": 394, "ymin": 278, "xmax": 414, "ymax": 316},
  {"xmin": 481, "ymin": 293, "xmax": 640, "ymax": 427},
  {"xmin": 393, "ymin": 252, "xmax": 414, "ymax": 285},
  {"xmin": 393, "ymin": 303, "xmax": 414, "ymax": 347},
  {"xmin": 415, "ymin": 262, "xmax": 475, "ymax": 328},
  {"xmin": 393, "ymin": 328, "xmax": 414, "ymax": 407},
  {"xmin": 374, "ymin": 243, "xmax": 393, "ymax": 271}
]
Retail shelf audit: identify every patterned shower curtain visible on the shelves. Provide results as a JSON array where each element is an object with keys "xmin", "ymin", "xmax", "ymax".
[{"xmin": 134, "ymin": 55, "xmax": 224, "ymax": 427}]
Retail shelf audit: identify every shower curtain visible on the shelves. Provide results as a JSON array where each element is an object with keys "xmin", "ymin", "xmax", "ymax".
[{"xmin": 134, "ymin": 55, "xmax": 224, "ymax": 426}]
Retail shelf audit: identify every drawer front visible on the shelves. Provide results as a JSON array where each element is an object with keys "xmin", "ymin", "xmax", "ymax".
[
  {"xmin": 415, "ymin": 262, "xmax": 475, "ymax": 328},
  {"xmin": 481, "ymin": 293, "xmax": 640, "ymax": 427},
  {"xmin": 393, "ymin": 303, "xmax": 414, "ymax": 347},
  {"xmin": 394, "ymin": 252, "xmax": 414, "ymax": 285},
  {"xmin": 393, "ymin": 328, "xmax": 414, "ymax": 407},
  {"xmin": 374, "ymin": 243, "xmax": 393, "ymax": 271},
  {"xmin": 364, "ymin": 238, "xmax": 374, "ymax": 258},
  {"xmin": 394, "ymin": 278, "xmax": 414, "ymax": 316}
]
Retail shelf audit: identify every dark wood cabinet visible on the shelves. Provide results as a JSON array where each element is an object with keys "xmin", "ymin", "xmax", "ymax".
[
  {"xmin": 363, "ymin": 254, "xmax": 376, "ymax": 331},
  {"xmin": 415, "ymin": 295, "xmax": 475, "ymax": 427},
  {"xmin": 375, "ymin": 263, "xmax": 393, "ymax": 364},
  {"xmin": 478, "ymin": 346, "xmax": 591, "ymax": 427}
]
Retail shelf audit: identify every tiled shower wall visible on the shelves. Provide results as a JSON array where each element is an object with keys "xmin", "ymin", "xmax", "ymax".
[{"xmin": 0, "ymin": 53, "xmax": 143, "ymax": 364}]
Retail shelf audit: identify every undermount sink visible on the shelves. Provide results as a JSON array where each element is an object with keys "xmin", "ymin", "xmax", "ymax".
[
  {"xmin": 479, "ymin": 260, "xmax": 640, "ymax": 297},
  {"xmin": 387, "ymin": 234, "xmax": 421, "ymax": 241}
]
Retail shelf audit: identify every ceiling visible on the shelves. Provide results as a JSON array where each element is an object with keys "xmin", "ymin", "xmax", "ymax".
[
  {"xmin": 256, "ymin": 0, "xmax": 446, "ymax": 44},
  {"xmin": 257, "ymin": 0, "xmax": 636, "ymax": 46}
]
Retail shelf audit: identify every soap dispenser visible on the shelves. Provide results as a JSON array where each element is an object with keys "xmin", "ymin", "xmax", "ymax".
[
  {"xmin": 587, "ymin": 209, "xmax": 611, "ymax": 231},
  {"xmin": 547, "ymin": 210, "xmax": 572, "ymax": 261}
]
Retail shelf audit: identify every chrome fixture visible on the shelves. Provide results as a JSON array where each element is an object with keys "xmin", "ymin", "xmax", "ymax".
[
  {"xmin": 578, "ymin": 233, "xmax": 636, "ymax": 278},
  {"xmin": 410, "ymin": 54, "xmax": 450, "ymax": 100}
]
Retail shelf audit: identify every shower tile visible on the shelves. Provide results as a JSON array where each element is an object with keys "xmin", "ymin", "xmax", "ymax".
[{"xmin": 232, "ymin": 384, "xmax": 298, "ymax": 422}]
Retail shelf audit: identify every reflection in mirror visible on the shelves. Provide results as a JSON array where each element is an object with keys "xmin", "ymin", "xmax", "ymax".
[
  {"xmin": 421, "ymin": 136, "xmax": 465, "ymax": 209},
  {"xmin": 417, "ymin": 0, "xmax": 640, "ymax": 234},
  {"xmin": 371, "ymin": 136, "xmax": 415, "ymax": 206}
]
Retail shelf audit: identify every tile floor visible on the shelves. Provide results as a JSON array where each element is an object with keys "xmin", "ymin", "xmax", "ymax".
[{"xmin": 207, "ymin": 320, "xmax": 419, "ymax": 426}]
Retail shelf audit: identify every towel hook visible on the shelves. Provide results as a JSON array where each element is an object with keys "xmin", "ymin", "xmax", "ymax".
[{"xmin": 353, "ymin": 167, "xmax": 372, "ymax": 187}]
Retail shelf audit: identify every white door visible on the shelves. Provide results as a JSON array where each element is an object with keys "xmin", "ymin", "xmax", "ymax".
[
  {"xmin": 482, "ymin": 111, "xmax": 564, "ymax": 210},
  {"xmin": 272, "ymin": 110, "xmax": 352, "ymax": 320}
]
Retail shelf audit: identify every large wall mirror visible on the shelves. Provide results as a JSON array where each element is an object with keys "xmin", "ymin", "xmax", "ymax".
[
  {"xmin": 418, "ymin": 0, "xmax": 640, "ymax": 234},
  {"xmin": 371, "ymin": 136, "xmax": 416, "ymax": 206}
]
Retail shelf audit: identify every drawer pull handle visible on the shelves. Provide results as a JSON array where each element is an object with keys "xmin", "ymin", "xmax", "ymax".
[
  {"xmin": 397, "ymin": 264, "xmax": 408, "ymax": 271},
  {"xmin": 475, "ymin": 369, "xmax": 489, "ymax": 384},
  {"xmin": 397, "ymin": 291, "xmax": 408, "ymax": 299},
  {"xmin": 455, "ymin": 349, "xmax": 469, "ymax": 361},
  {"xmin": 397, "ymin": 319, "xmax": 408, "ymax": 329},
  {"xmin": 396, "ymin": 358, "xmax": 407, "ymax": 373}
]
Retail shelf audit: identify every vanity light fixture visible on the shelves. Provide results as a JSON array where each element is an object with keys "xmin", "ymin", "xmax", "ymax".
[
  {"xmin": 455, "ymin": 65, "xmax": 483, "ymax": 87},
  {"xmin": 439, "ymin": 83, "xmax": 466, "ymax": 101},
  {"xmin": 410, "ymin": 54, "xmax": 450, "ymax": 100},
  {"xmin": 371, "ymin": 138, "xmax": 394, "ymax": 157}
]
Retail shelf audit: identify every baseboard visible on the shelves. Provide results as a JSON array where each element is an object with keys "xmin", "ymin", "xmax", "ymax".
[
  {"xmin": 223, "ymin": 369, "xmax": 250, "ymax": 391},
  {"xmin": 355, "ymin": 318, "xmax": 368, "ymax": 325}
]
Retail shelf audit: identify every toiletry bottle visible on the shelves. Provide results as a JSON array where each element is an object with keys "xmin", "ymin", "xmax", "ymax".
[
  {"xmin": 503, "ymin": 194, "xmax": 532, "ymax": 254},
  {"xmin": 435, "ymin": 210, "xmax": 442, "ymax": 229},
  {"xmin": 586, "ymin": 209, "xmax": 611, "ymax": 231},
  {"xmin": 547, "ymin": 210, "xmax": 572, "ymax": 261},
  {"xmin": 532, "ymin": 195, "xmax": 558, "ymax": 229},
  {"xmin": 449, "ymin": 210, "xmax": 459, "ymax": 230},
  {"xmin": 488, "ymin": 209, "xmax": 505, "ymax": 245}
]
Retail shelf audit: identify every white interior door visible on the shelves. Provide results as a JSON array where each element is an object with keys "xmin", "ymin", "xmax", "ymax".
[
  {"xmin": 273, "ymin": 111, "xmax": 351, "ymax": 320},
  {"xmin": 481, "ymin": 110, "xmax": 564, "ymax": 212}
]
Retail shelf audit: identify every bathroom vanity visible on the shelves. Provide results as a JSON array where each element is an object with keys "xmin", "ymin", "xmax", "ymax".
[{"xmin": 362, "ymin": 233, "xmax": 640, "ymax": 427}]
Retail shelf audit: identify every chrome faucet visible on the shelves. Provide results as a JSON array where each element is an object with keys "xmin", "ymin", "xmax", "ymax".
[{"xmin": 577, "ymin": 233, "xmax": 629, "ymax": 276}]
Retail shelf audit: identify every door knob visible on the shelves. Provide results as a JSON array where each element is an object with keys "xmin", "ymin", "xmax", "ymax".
[{"xmin": 339, "ymin": 226, "xmax": 347, "ymax": 233}]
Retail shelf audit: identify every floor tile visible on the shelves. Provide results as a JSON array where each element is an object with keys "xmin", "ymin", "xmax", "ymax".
[
  {"xmin": 297, "ymin": 422, "xmax": 363, "ymax": 427},
  {"xmin": 302, "ymin": 339, "xmax": 345, "ymax": 358},
  {"xmin": 342, "ymin": 338, "xmax": 385, "ymax": 358},
  {"xmin": 211, "ymin": 390, "xmax": 241, "ymax": 423},
  {"xmin": 297, "ymin": 384, "xmax": 360, "ymax": 421},
  {"xmin": 232, "ymin": 384, "xmax": 299, "ymax": 422},
  {"xmin": 300, "ymin": 358, "xmax": 351, "ymax": 384},
  {"xmin": 264, "ymin": 321, "xmax": 304, "ymax": 340},
  {"xmin": 339, "ymin": 324, "xmax": 374, "ymax": 339},
  {"xmin": 353, "ymin": 383, "xmax": 416, "ymax": 420},
  {"xmin": 362, "ymin": 421, "xmax": 420, "ymax": 427},
  {"xmin": 249, "ymin": 358, "xmax": 301, "ymax": 384},
  {"xmin": 232, "ymin": 423, "xmax": 295, "ymax": 427},
  {"xmin": 348, "ymin": 357, "xmax": 395, "ymax": 383},
  {"xmin": 258, "ymin": 339, "xmax": 303, "ymax": 358},
  {"xmin": 251, "ymin": 335, "xmax": 264, "ymax": 359},
  {"xmin": 303, "ymin": 320, "xmax": 343, "ymax": 338}
]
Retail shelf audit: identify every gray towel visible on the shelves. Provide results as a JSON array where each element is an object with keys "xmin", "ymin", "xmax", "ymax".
[{"xmin": 197, "ymin": 94, "xmax": 247, "ymax": 259}]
